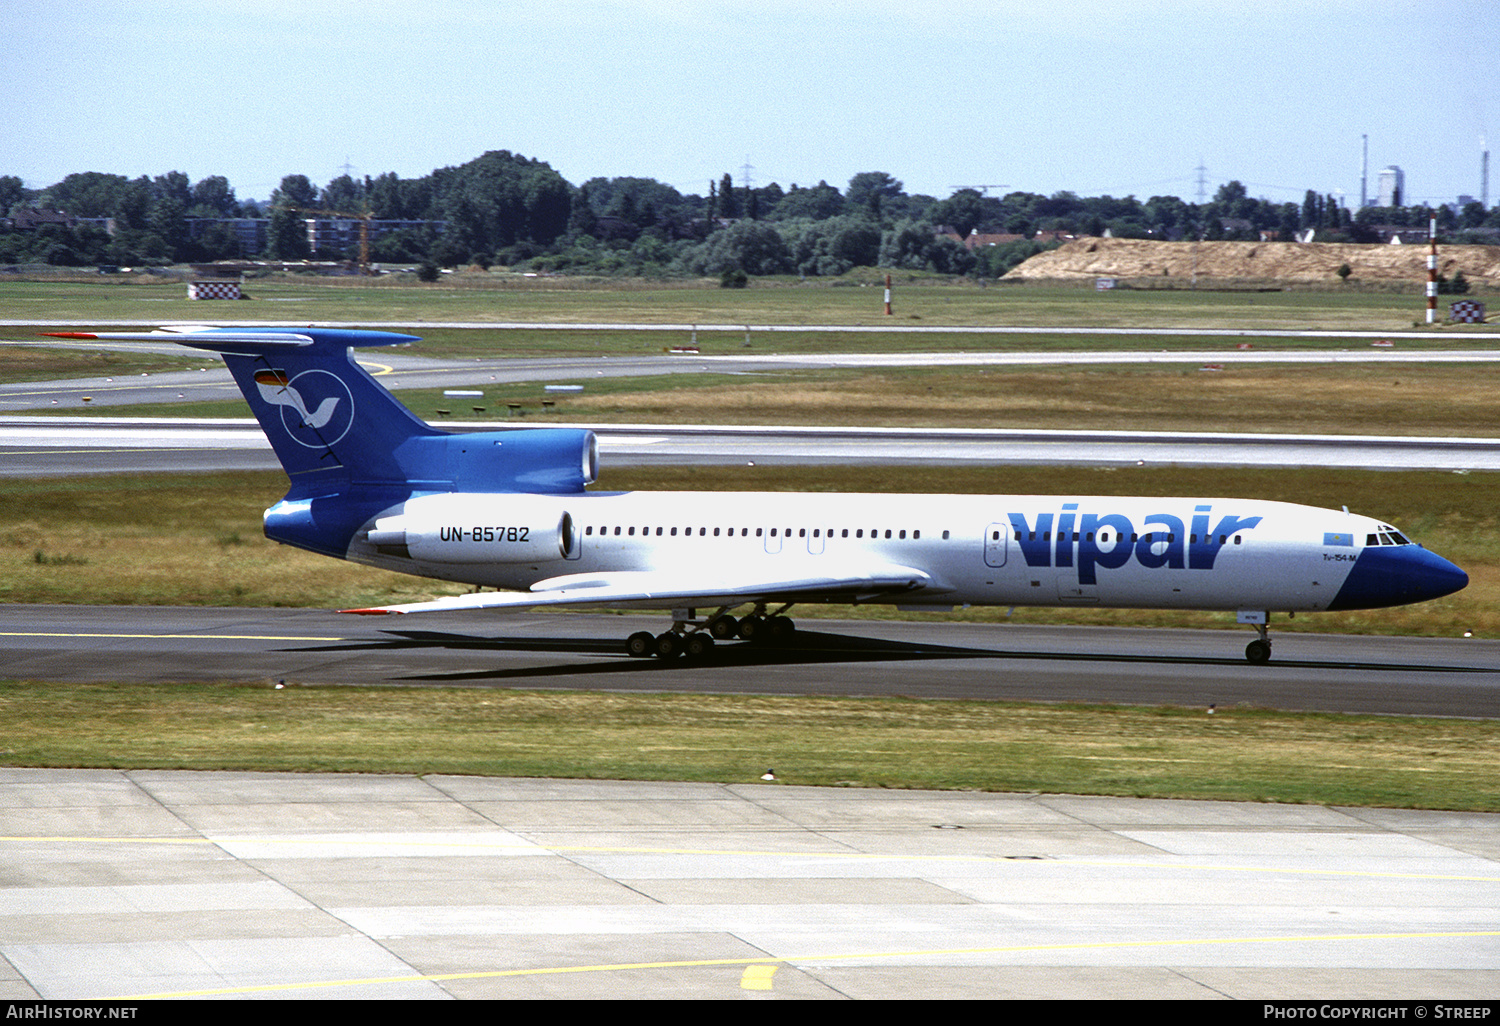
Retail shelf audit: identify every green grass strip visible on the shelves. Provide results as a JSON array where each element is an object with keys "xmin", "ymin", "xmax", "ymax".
[{"xmin": 2, "ymin": 683, "xmax": 1496, "ymax": 811}]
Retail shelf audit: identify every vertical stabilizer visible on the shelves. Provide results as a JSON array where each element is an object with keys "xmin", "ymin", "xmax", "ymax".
[{"xmin": 51, "ymin": 327, "xmax": 440, "ymax": 487}]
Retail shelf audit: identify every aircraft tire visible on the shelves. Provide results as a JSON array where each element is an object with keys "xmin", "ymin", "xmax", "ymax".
[
  {"xmin": 684, "ymin": 633, "xmax": 715, "ymax": 660},
  {"xmin": 626, "ymin": 631, "xmax": 656, "ymax": 658},
  {"xmin": 708, "ymin": 615, "xmax": 740, "ymax": 640},
  {"xmin": 654, "ymin": 632, "xmax": 683, "ymax": 659},
  {"xmin": 767, "ymin": 616, "xmax": 796, "ymax": 642},
  {"xmin": 1245, "ymin": 639, "xmax": 1272, "ymax": 664},
  {"xmin": 739, "ymin": 615, "xmax": 766, "ymax": 643}
]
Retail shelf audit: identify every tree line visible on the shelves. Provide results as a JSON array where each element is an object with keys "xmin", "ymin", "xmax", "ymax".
[{"xmin": 4, "ymin": 151, "xmax": 1498, "ymax": 277}]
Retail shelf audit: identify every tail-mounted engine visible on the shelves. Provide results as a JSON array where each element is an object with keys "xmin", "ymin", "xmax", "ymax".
[{"xmin": 362, "ymin": 494, "xmax": 577, "ymax": 564}]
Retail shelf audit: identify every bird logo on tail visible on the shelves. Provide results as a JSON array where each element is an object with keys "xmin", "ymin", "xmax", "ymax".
[{"xmin": 253, "ymin": 368, "xmax": 355, "ymax": 446}]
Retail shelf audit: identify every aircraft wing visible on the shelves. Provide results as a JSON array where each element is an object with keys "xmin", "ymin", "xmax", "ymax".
[{"xmin": 342, "ymin": 563, "xmax": 944, "ymax": 615}]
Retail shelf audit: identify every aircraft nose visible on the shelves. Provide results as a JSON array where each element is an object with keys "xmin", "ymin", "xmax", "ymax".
[{"xmin": 1328, "ymin": 543, "xmax": 1469, "ymax": 611}]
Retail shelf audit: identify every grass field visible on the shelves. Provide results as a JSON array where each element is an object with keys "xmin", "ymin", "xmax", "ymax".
[
  {"xmin": 2, "ymin": 683, "xmax": 1496, "ymax": 811},
  {"xmin": 17, "ymin": 346, "xmax": 1500, "ymax": 440},
  {"xmin": 3, "ymin": 273, "xmax": 1497, "ymax": 332},
  {"xmin": 393, "ymin": 362, "xmax": 1500, "ymax": 437}
]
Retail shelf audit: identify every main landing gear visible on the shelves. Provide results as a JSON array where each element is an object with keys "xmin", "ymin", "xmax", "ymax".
[{"xmin": 625, "ymin": 603, "xmax": 797, "ymax": 661}]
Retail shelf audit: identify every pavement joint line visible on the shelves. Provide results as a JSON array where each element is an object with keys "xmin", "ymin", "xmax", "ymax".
[
  {"xmin": 109, "ymin": 928, "xmax": 1500, "ymax": 1000},
  {"xmin": 3, "ymin": 835, "xmax": 1498, "ymax": 881}
]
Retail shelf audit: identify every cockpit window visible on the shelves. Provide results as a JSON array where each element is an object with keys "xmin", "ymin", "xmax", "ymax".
[{"xmin": 1366, "ymin": 530, "xmax": 1413, "ymax": 547}]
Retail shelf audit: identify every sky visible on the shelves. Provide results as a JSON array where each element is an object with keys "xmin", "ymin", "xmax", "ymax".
[{"xmin": 4, "ymin": 0, "xmax": 1497, "ymax": 208}]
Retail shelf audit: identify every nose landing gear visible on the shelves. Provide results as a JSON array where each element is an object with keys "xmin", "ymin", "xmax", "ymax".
[{"xmin": 1239, "ymin": 610, "xmax": 1273, "ymax": 664}]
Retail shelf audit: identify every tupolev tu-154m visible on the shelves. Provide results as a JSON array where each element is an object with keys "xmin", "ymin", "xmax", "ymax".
[{"xmin": 46, "ymin": 326, "xmax": 1469, "ymax": 663}]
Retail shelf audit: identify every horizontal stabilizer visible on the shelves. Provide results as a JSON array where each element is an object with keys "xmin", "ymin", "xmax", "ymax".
[
  {"xmin": 43, "ymin": 330, "xmax": 315, "ymax": 347},
  {"xmin": 42, "ymin": 327, "xmax": 421, "ymax": 351}
]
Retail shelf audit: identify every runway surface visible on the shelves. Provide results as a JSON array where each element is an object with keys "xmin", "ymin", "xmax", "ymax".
[
  {"xmin": 6, "ymin": 606, "xmax": 1498, "ymax": 717},
  {"xmin": 3, "ymin": 768, "xmax": 1498, "ymax": 1000},
  {"xmin": 7, "ymin": 416, "xmax": 1500, "ymax": 476}
]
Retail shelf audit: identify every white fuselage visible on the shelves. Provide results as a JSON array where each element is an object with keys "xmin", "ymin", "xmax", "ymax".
[{"xmin": 345, "ymin": 490, "xmax": 1396, "ymax": 614}]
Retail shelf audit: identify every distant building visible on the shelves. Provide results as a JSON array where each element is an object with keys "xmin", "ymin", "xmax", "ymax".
[
  {"xmin": 10, "ymin": 208, "xmax": 75, "ymax": 231},
  {"xmin": 1370, "ymin": 225, "xmax": 1430, "ymax": 244},
  {"xmin": 185, "ymin": 217, "xmax": 268, "ymax": 257},
  {"xmin": 933, "ymin": 228, "xmax": 1027, "ymax": 251},
  {"xmin": 1377, "ymin": 166, "xmax": 1405, "ymax": 208},
  {"xmin": 181, "ymin": 216, "xmax": 445, "ymax": 258},
  {"xmin": 304, "ymin": 217, "xmax": 447, "ymax": 255}
]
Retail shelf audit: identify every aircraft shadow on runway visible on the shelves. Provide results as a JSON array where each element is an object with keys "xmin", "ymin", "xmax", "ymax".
[{"xmin": 278, "ymin": 627, "xmax": 1491, "ymax": 684}]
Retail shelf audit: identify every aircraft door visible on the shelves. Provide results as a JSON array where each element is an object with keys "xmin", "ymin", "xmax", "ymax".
[{"xmin": 984, "ymin": 523, "xmax": 1008, "ymax": 568}]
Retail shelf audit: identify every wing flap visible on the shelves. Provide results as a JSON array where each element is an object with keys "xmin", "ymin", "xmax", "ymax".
[{"xmin": 342, "ymin": 563, "xmax": 943, "ymax": 615}]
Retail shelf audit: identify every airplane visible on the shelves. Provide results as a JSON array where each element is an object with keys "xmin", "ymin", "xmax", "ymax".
[{"xmin": 46, "ymin": 325, "xmax": 1470, "ymax": 664}]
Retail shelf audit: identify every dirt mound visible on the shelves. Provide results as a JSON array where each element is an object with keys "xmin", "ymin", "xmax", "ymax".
[{"xmin": 1004, "ymin": 237, "xmax": 1500, "ymax": 287}]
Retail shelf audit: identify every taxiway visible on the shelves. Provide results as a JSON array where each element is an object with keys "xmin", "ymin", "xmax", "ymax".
[
  {"xmin": 2, "ymin": 768, "xmax": 1497, "ymax": 1000},
  {"xmin": 5, "ymin": 606, "xmax": 1497, "ymax": 718}
]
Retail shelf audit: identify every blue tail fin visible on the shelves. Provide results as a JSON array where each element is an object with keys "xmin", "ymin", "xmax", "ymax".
[
  {"xmin": 173, "ymin": 327, "xmax": 440, "ymax": 488},
  {"xmin": 136, "ymin": 326, "xmax": 597, "ymax": 497},
  {"xmin": 48, "ymin": 326, "xmax": 598, "ymax": 557}
]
